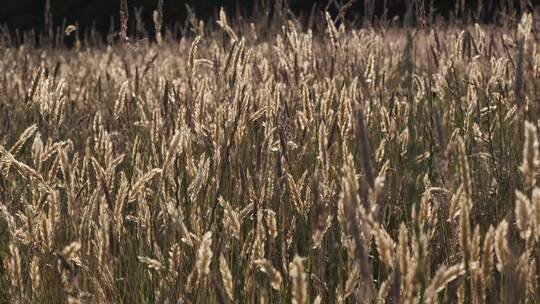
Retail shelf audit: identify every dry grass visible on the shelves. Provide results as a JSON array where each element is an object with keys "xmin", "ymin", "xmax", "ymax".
[{"xmin": 0, "ymin": 7, "xmax": 540, "ymax": 304}]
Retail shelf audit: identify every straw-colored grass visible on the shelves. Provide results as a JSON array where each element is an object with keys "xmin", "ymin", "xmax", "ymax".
[{"xmin": 0, "ymin": 6, "xmax": 539, "ymax": 304}]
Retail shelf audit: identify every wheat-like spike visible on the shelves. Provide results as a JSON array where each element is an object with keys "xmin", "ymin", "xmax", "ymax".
[
  {"xmin": 481, "ymin": 226, "xmax": 495, "ymax": 279},
  {"xmin": 252, "ymin": 209, "xmax": 266, "ymax": 261},
  {"xmin": 470, "ymin": 226, "xmax": 482, "ymax": 302},
  {"xmin": 30, "ymin": 132, "xmax": 44, "ymax": 168},
  {"xmin": 532, "ymin": 187, "xmax": 540, "ymax": 239},
  {"xmin": 165, "ymin": 201, "xmax": 194, "ymax": 247},
  {"xmin": 0, "ymin": 146, "xmax": 52, "ymax": 192},
  {"xmin": 161, "ymin": 130, "xmax": 183, "ymax": 188},
  {"xmin": 219, "ymin": 254, "xmax": 234, "ymax": 301},
  {"xmin": 425, "ymin": 263, "xmax": 466, "ymax": 304},
  {"xmin": 61, "ymin": 242, "xmax": 81, "ymax": 260},
  {"xmin": 64, "ymin": 24, "xmax": 76, "ymax": 36},
  {"xmin": 188, "ymin": 154, "xmax": 209, "ymax": 201},
  {"xmin": 219, "ymin": 196, "xmax": 241, "ymax": 239},
  {"xmin": 255, "ymin": 259, "xmax": 282, "ymax": 290},
  {"xmin": 113, "ymin": 173, "xmax": 128, "ymax": 238},
  {"xmin": 311, "ymin": 213, "xmax": 332, "ymax": 249},
  {"xmin": 119, "ymin": 0, "xmax": 129, "ymax": 40},
  {"xmin": 138, "ymin": 256, "xmax": 165, "ymax": 271},
  {"xmin": 449, "ymin": 185, "xmax": 464, "ymax": 221},
  {"xmin": 518, "ymin": 13, "xmax": 532, "ymax": 41},
  {"xmin": 217, "ymin": 7, "xmax": 238, "ymax": 42},
  {"xmin": 113, "ymin": 81, "xmax": 129, "ymax": 120},
  {"xmin": 168, "ymin": 243, "xmax": 181, "ymax": 278},
  {"xmin": 266, "ymin": 209, "xmax": 278, "ymax": 240},
  {"xmin": 185, "ymin": 268, "xmax": 199, "ymax": 291},
  {"xmin": 153, "ymin": 0, "xmax": 163, "ymax": 44},
  {"xmin": 399, "ymin": 223, "xmax": 410, "ymax": 281},
  {"xmin": 30, "ymin": 257, "xmax": 41, "ymax": 299},
  {"xmin": 374, "ymin": 224, "xmax": 396, "ymax": 269},
  {"xmin": 7, "ymin": 243, "xmax": 23, "ymax": 300},
  {"xmin": 9, "ymin": 124, "xmax": 38, "ymax": 156},
  {"xmin": 527, "ymin": 258, "xmax": 537, "ymax": 300},
  {"xmin": 404, "ymin": 253, "xmax": 420, "ymax": 304},
  {"xmin": 129, "ymin": 168, "xmax": 162, "ymax": 202},
  {"xmin": 325, "ymin": 11, "xmax": 339, "ymax": 50},
  {"xmin": 494, "ymin": 220, "xmax": 511, "ymax": 272},
  {"xmin": 343, "ymin": 263, "xmax": 361, "ymax": 298},
  {"xmin": 188, "ymin": 36, "xmax": 202, "ymax": 78},
  {"xmin": 378, "ymin": 279, "xmax": 390, "ymax": 304},
  {"xmin": 196, "ymin": 231, "xmax": 213, "ymax": 277},
  {"xmin": 459, "ymin": 183, "xmax": 471, "ymax": 267},
  {"xmin": 289, "ymin": 255, "xmax": 307, "ymax": 304},
  {"xmin": 515, "ymin": 190, "xmax": 532, "ymax": 239},
  {"xmin": 287, "ymin": 173, "xmax": 305, "ymax": 216},
  {"xmin": 369, "ymin": 161, "xmax": 389, "ymax": 213},
  {"xmin": 520, "ymin": 121, "xmax": 539, "ymax": 189}
]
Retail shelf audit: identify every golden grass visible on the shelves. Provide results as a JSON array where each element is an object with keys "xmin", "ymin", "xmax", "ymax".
[{"xmin": 0, "ymin": 7, "xmax": 539, "ymax": 303}]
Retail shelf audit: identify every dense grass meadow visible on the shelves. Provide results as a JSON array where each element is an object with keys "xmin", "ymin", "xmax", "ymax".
[{"xmin": 1, "ymin": 4, "xmax": 540, "ymax": 303}]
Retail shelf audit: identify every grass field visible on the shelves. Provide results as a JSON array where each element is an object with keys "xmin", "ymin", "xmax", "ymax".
[{"xmin": 0, "ymin": 5, "xmax": 539, "ymax": 303}]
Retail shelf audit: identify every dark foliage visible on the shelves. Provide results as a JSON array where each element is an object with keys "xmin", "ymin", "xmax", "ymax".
[{"xmin": 0, "ymin": 0, "xmax": 537, "ymax": 39}]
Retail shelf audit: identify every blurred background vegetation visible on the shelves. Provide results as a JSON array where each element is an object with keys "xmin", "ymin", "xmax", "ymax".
[{"xmin": 0, "ymin": 0, "xmax": 537, "ymax": 39}]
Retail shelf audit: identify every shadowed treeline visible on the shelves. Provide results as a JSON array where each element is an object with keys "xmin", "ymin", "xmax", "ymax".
[{"xmin": 0, "ymin": 0, "xmax": 537, "ymax": 44}]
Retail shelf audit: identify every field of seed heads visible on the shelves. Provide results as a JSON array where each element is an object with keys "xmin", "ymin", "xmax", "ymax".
[{"xmin": 0, "ymin": 7, "xmax": 539, "ymax": 304}]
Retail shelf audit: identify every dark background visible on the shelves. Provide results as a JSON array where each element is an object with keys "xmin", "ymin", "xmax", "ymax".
[{"xmin": 0, "ymin": 0, "xmax": 538, "ymax": 38}]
